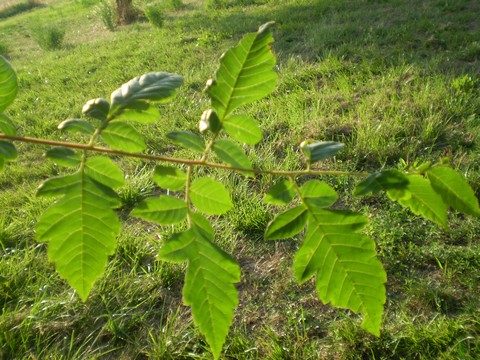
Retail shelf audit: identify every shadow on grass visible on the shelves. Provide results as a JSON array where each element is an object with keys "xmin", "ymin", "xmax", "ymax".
[
  {"xmin": 179, "ymin": 0, "xmax": 479, "ymax": 74},
  {"xmin": 0, "ymin": 0, "xmax": 45, "ymax": 20}
]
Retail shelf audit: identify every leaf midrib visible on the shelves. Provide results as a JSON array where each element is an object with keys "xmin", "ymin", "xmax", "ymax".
[
  {"xmin": 305, "ymin": 213, "xmax": 372, "ymax": 312},
  {"xmin": 220, "ymin": 35, "xmax": 257, "ymax": 118}
]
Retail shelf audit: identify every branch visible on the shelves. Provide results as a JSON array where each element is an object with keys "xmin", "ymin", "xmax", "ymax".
[{"xmin": 0, "ymin": 133, "xmax": 365, "ymax": 177}]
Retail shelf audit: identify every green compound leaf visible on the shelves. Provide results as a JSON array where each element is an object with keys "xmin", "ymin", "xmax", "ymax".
[
  {"xmin": 58, "ymin": 119, "xmax": 95, "ymax": 135},
  {"xmin": 110, "ymin": 72, "xmax": 183, "ymax": 113},
  {"xmin": 293, "ymin": 208, "xmax": 386, "ymax": 336},
  {"xmin": 223, "ymin": 115, "xmax": 262, "ymax": 145},
  {"xmin": 101, "ymin": 121, "xmax": 146, "ymax": 152},
  {"xmin": 131, "ymin": 195, "xmax": 187, "ymax": 225},
  {"xmin": 301, "ymin": 141, "xmax": 344, "ymax": 164},
  {"xmin": 159, "ymin": 213, "xmax": 240, "ymax": 360},
  {"xmin": 36, "ymin": 171, "xmax": 121, "ymax": 301},
  {"xmin": 0, "ymin": 56, "xmax": 18, "ymax": 112},
  {"xmin": 84, "ymin": 157, "xmax": 125, "ymax": 188},
  {"xmin": 190, "ymin": 177, "xmax": 232, "ymax": 215},
  {"xmin": 427, "ymin": 166, "xmax": 480, "ymax": 217},
  {"xmin": 212, "ymin": 139, "xmax": 253, "ymax": 177},
  {"xmin": 264, "ymin": 179, "xmax": 296, "ymax": 206},
  {"xmin": 208, "ymin": 22, "xmax": 277, "ymax": 120},
  {"xmin": 301, "ymin": 180, "xmax": 338, "ymax": 208},
  {"xmin": 45, "ymin": 147, "xmax": 81, "ymax": 167},
  {"xmin": 265, "ymin": 205, "xmax": 308, "ymax": 240},
  {"xmin": 82, "ymin": 98, "xmax": 110, "ymax": 122},
  {"xmin": 115, "ymin": 101, "xmax": 160, "ymax": 123},
  {"xmin": 388, "ymin": 174, "xmax": 447, "ymax": 227},
  {"xmin": 355, "ymin": 170, "xmax": 409, "ymax": 196},
  {"xmin": 0, "ymin": 113, "xmax": 16, "ymax": 135},
  {"xmin": 167, "ymin": 130, "xmax": 205, "ymax": 153},
  {"xmin": 153, "ymin": 165, "xmax": 187, "ymax": 191},
  {"xmin": 0, "ymin": 141, "xmax": 17, "ymax": 161}
]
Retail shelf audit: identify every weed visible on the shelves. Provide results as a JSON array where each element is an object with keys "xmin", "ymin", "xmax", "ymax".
[
  {"xmin": 167, "ymin": 0, "xmax": 184, "ymax": 10},
  {"xmin": 197, "ymin": 30, "xmax": 230, "ymax": 46},
  {"xmin": 453, "ymin": 75, "xmax": 478, "ymax": 94},
  {"xmin": 117, "ymin": 164, "xmax": 156, "ymax": 212},
  {"xmin": 96, "ymin": 1, "xmax": 116, "ymax": 31},
  {"xmin": 30, "ymin": 23, "xmax": 66, "ymax": 51},
  {"xmin": 204, "ymin": 0, "xmax": 225, "ymax": 10},
  {"xmin": 144, "ymin": 3, "xmax": 164, "ymax": 29},
  {"xmin": 459, "ymin": 41, "xmax": 480, "ymax": 62}
]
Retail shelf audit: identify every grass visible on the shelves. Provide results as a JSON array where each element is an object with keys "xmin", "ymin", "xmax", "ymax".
[
  {"xmin": 0, "ymin": 0, "xmax": 44, "ymax": 19},
  {"xmin": 144, "ymin": 3, "xmax": 165, "ymax": 28},
  {"xmin": 30, "ymin": 22, "xmax": 66, "ymax": 50},
  {"xmin": 0, "ymin": 43, "xmax": 9, "ymax": 57},
  {"xmin": 0, "ymin": 0, "xmax": 479, "ymax": 358},
  {"xmin": 95, "ymin": 0, "xmax": 117, "ymax": 31}
]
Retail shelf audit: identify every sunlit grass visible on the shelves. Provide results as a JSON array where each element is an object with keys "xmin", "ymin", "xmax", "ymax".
[{"xmin": 1, "ymin": 0, "xmax": 479, "ymax": 358}]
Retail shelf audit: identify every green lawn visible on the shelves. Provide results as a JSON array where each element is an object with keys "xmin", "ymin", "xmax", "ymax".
[{"xmin": 1, "ymin": 0, "xmax": 479, "ymax": 358}]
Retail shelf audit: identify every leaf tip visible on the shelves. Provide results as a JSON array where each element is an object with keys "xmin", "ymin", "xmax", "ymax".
[{"xmin": 258, "ymin": 21, "xmax": 275, "ymax": 35}]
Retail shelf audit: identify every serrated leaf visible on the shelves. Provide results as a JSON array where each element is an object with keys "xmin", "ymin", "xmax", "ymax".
[
  {"xmin": 153, "ymin": 165, "xmax": 186, "ymax": 191},
  {"xmin": 212, "ymin": 139, "xmax": 253, "ymax": 177},
  {"xmin": 264, "ymin": 179, "xmax": 295, "ymax": 206},
  {"xmin": 223, "ymin": 115, "xmax": 262, "ymax": 145},
  {"xmin": 355, "ymin": 170, "xmax": 409, "ymax": 196},
  {"xmin": 58, "ymin": 119, "xmax": 95, "ymax": 135},
  {"xmin": 45, "ymin": 147, "xmax": 81, "ymax": 167},
  {"xmin": 190, "ymin": 177, "xmax": 232, "ymax": 215},
  {"xmin": 131, "ymin": 195, "xmax": 187, "ymax": 225},
  {"xmin": 84, "ymin": 157, "xmax": 125, "ymax": 188},
  {"xmin": 388, "ymin": 174, "xmax": 447, "ymax": 227},
  {"xmin": 0, "ymin": 141, "xmax": 17, "ymax": 161},
  {"xmin": 101, "ymin": 121, "xmax": 146, "ymax": 152},
  {"xmin": 82, "ymin": 98, "xmax": 110, "ymax": 122},
  {"xmin": 0, "ymin": 113, "xmax": 16, "ymax": 135},
  {"xmin": 208, "ymin": 22, "xmax": 277, "ymax": 119},
  {"xmin": 115, "ymin": 101, "xmax": 160, "ymax": 123},
  {"xmin": 159, "ymin": 213, "xmax": 240, "ymax": 359},
  {"xmin": 293, "ymin": 208, "xmax": 386, "ymax": 336},
  {"xmin": 301, "ymin": 141, "xmax": 344, "ymax": 164},
  {"xmin": 167, "ymin": 130, "xmax": 205, "ymax": 153},
  {"xmin": 110, "ymin": 72, "xmax": 183, "ymax": 113},
  {"xmin": 427, "ymin": 166, "xmax": 480, "ymax": 216},
  {"xmin": 265, "ymin": 205, "xmax": 308, "ymax": 240},
  {"xmin": 36, "ymin": 171, "xmax": 121, "ymax": 301},
  {"xmin": 0, "ymin": 56, "xmax": 18, "ymax": 112},
  {"xmin": 37, "ymin": 173, "xmax": 79, "ymax": 197},
  {"xmin": 159, "ymin": 215, "xmax": 215, "ymax": 263},
  {"xmin": 301, "ymin": 180, "xmax": 337, "ymax": 208}
]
